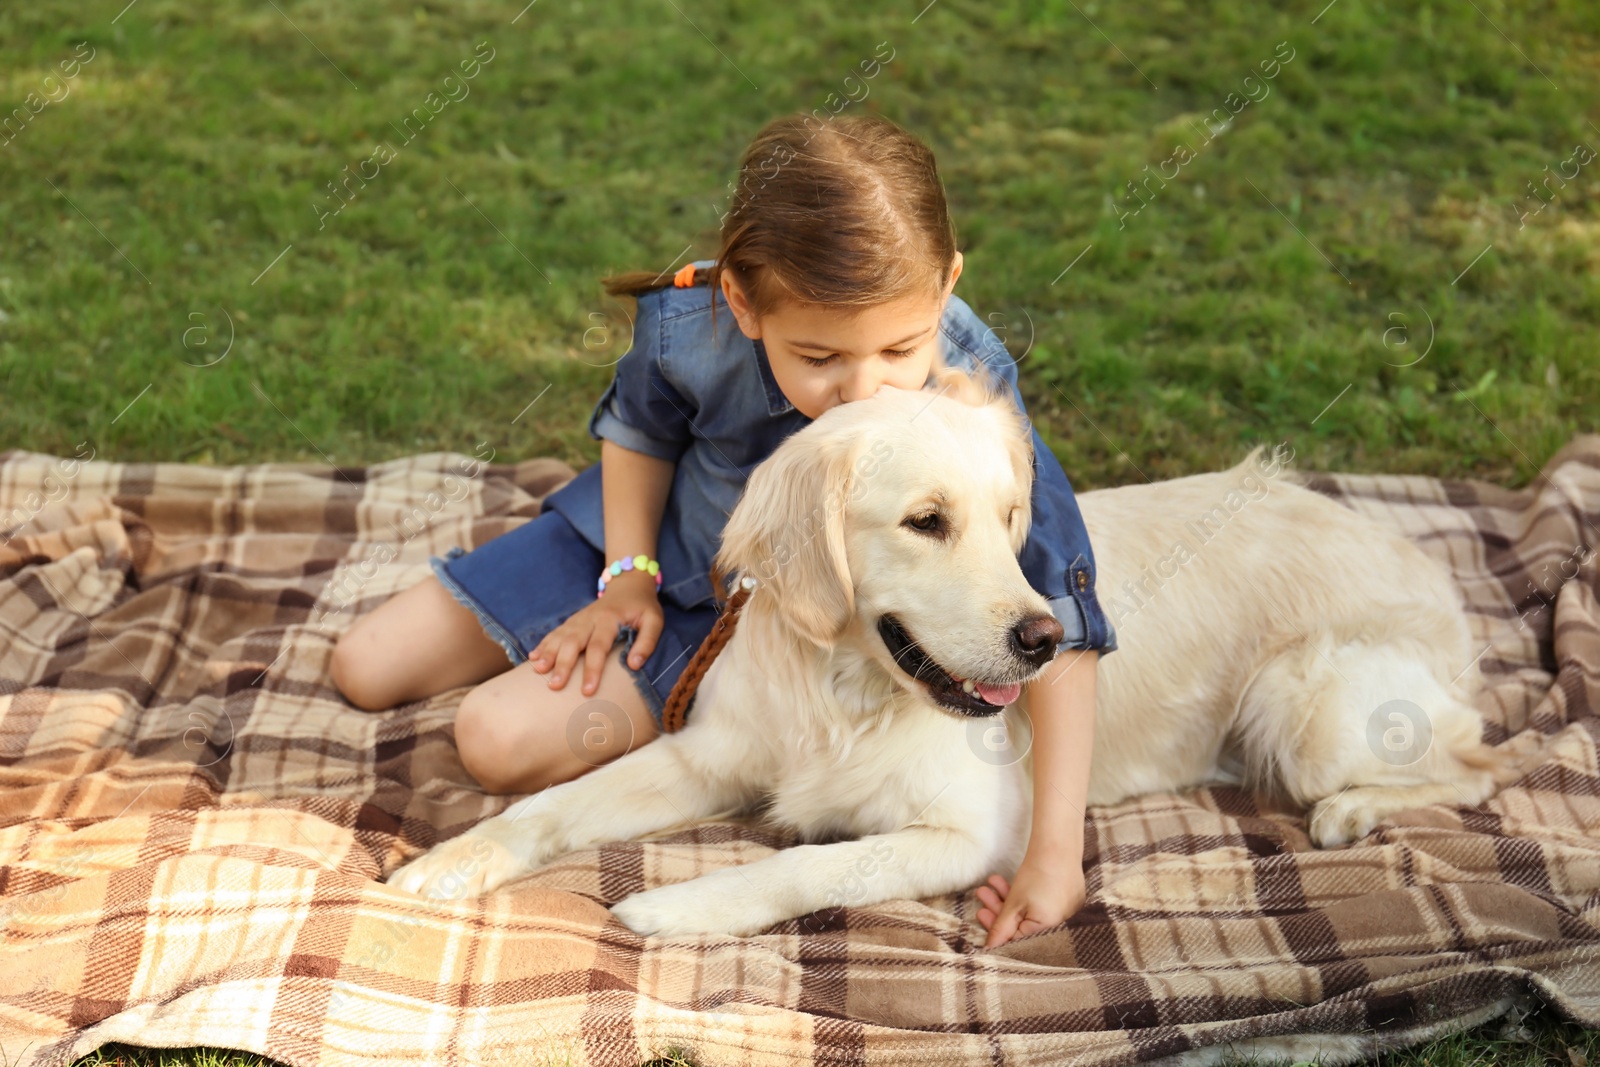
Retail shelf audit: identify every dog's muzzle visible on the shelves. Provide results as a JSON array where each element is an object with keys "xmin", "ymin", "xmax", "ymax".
[{"xmin": 877, "ymin": 613, "xmax": 1047, "ymax": 716}]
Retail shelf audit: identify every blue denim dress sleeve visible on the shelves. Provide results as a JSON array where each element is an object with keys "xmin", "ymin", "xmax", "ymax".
[
  {"xmin": 938, "ymin": 296, "xmax": 1119, "ymax": 658},
  {"xmin": 585, "ymin": 288, "xmax": 696, "ymax": 462}
]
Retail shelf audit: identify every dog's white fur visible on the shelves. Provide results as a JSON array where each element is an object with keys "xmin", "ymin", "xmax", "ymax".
[{"xmin": 388, "ymin": 368, "xmax": 1509, "ymax": 937}]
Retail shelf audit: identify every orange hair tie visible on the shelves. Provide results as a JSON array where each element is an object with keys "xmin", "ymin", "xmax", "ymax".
[{"xmin": 672, "ymin": 263, "xmax": 697, "ymax": 288}]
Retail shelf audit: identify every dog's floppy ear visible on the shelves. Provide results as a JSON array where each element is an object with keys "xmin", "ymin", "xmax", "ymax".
[
  {"xmin": 925, "ymin": 363, "xmax": 996, "ymax": 408},
  {"xmin": 713, "ymin": 426, "xmax": 859, "ymax": 648},
  {"xmin": 996, "ymin": 405, "xmax": 1035, "ymax": 556},
  {"xmin": 926, "ymin": 363, "xmax": 1035, "ymax": 553}
]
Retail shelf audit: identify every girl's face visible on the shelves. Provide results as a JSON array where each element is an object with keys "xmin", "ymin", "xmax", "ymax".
[{"xmin": 721, "ymin": 253, "xmax": 964, "ymax": 421}]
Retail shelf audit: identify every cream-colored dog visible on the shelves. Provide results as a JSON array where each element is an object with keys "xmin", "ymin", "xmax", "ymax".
[{"xmin": 387, "ymin": 368, "xmax": 1509, "ymax": 937}]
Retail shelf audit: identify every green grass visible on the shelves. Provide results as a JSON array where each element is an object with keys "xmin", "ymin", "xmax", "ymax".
[
  {"xmin": 2, "ymin": 0, "xmax": 1595, "ymax": 486},
  {"xmin": 5, "ymin": 0, "xmax": 1598, "ymax": 1062}
]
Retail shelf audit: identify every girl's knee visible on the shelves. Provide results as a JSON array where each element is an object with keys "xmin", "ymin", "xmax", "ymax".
[
  {"xmin": 453, "ymin": 650, "xmax": 661, "ymax": 795},
  {"xmin": 455, "ymin": 686, "xmax": 509, "ymax": 791},
  {"xmin": 330, "ymin": 627, "xmax": 392, "ymax": 711},
  {"xmin": 456, "ymin": 676, "xmax": 569, "ymax": 794}
]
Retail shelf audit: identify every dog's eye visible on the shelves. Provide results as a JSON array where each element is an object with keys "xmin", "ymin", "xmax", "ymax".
[{"xmin": 904, "ymin": 512, "xmax": 942, "ymax": 535}]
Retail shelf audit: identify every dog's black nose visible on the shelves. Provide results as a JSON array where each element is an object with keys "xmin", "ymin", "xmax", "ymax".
[{"xmin": 1010, "ymin": 614, "xmax": 1064, "ymax": 667}]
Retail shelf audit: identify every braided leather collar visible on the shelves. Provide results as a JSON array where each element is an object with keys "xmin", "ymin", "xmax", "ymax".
[{"xmin": 659, "ymin": 581, "xmax": 754, "ymax": 733}]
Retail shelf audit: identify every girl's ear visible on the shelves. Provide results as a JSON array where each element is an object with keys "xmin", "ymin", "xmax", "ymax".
[
  {"xmin": 720, "ymin": 267, "xmax": 762, "ymax": 339},
  {"xmin": 713, "ymin": 426, "xmax": 858, "ymax": 648}
]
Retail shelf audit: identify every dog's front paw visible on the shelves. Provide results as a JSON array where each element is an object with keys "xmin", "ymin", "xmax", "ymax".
[
  {"xmin": 387, "ymin": 819, "xmax": 538, "ymax": 899},
  {"xmin": 610, "ymin": 885, "xmax": 707, "ymax": 937},
  {"xmin": 612, "ymin": 868, "xmax": 775, "ymax": 938},
  {"xmin": 1308, "ymin": 791, "xmax": 1384, "ymax": 848}
]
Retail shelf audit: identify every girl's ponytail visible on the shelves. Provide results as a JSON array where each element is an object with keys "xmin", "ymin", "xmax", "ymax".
[{"xmin": 599, "ymin": 266, "xmax": 712, "ymax": 299}]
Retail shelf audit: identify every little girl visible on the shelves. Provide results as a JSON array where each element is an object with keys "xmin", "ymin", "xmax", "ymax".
[{"xmin": 331, "ymin": 112, "xmax": 1118, "ymax": 948}]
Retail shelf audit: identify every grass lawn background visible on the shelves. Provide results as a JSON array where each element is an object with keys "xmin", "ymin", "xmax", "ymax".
[
  {"xmin": 2, "ymin": 0, "xmax": 1596, "ymax": 486},
  {"xmin": 2, "ymin": 0, "xmax": 1597, "ymax": 1063}
]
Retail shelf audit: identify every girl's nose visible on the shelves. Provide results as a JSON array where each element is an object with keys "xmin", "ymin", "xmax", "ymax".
[{"xmin": 841, "ymin": 368, "xmax": 883, "ymax": 404}]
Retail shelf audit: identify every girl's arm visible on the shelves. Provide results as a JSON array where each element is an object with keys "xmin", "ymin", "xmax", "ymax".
[
  {"xmin": 601, "ymin": 438, "xmax": 675, "ymax": 567},
  {"xmin": 978, "ymin": 646, "xmax": 1098, "ymax": 948},
  {"xmin": 1023, "ymin": 647, "xmax": 1097, "ymax": 871},
  {"xmin": 599, "ymin": 439, "xmax": 676, "ymax": 667},
  {"xmin": 531, "ymin": 440, "xmax": 676, "ymax": 693}
]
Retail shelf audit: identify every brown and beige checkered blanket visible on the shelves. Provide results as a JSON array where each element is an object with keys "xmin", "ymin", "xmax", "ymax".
[{"xmin": 2, "ymin": 437, "xmax": 1598, "ymax": 1067}]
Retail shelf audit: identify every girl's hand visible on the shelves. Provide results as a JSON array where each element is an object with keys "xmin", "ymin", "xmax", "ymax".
[
  {"xmin": 974, "ymin": 858, "xmax": 1087, "ymax": 949},
  {"xmin": 527, "ymin": 570, "xmax": 663, "ymax": 696}
]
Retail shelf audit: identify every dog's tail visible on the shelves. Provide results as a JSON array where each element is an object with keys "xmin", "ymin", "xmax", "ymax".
[{"xmin": 1233, "ymin": 440, "xmax": 1303, "ymax": 488}]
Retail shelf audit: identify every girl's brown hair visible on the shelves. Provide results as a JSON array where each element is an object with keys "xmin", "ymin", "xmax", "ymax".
[{"xmin": 600, "ymin": 112, "xmax": 959, "ymax": 340}]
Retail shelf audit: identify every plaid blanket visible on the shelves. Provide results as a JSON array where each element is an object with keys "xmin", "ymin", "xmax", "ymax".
[{"xmin": 1, "ymin": 437, "xmax": 1597, "ymax": 1067}]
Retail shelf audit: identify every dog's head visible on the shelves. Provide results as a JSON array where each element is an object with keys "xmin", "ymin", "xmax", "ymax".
[{"xmin": 713, "ymin": 364, "xmax": 1064, "ymax": 717}]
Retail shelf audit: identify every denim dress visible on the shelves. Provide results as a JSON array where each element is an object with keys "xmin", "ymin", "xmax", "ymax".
[{"xmin": 430, "ymin": 259, "xmax": 1118, "ymax": 729}]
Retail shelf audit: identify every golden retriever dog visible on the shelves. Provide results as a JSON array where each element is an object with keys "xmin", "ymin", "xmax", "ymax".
[{"xmin": 387, "ymin": 368, "xmax": 1510, "ymax": 937}]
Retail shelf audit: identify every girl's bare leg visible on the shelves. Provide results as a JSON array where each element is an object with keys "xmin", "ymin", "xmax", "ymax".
[
  {"xmin": 453, "ymin": 644, "xmax": 660, "ymax": 794},
  {"xmin": 331, "ymin": 576, "xmax": 514, "ymax": 710},
  {"xmin": 331, "ymin": 576, "xmax": 659, "ymax": 793}
]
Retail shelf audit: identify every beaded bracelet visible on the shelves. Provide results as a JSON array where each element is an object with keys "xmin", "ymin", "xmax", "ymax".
[{"xmin": 597, "ymin": 554, "xmax": 662, "ymax": 597}]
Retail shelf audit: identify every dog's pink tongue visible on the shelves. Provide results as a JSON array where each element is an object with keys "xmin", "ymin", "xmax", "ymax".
[{"xmin": 976, "ymin": 681, "xmax": 1021, "ymax": 706}]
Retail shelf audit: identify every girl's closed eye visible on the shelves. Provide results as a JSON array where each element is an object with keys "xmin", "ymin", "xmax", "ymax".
[{"xmin": 800, "ymin": 346, "xmax": 917, "ymax": 368}]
